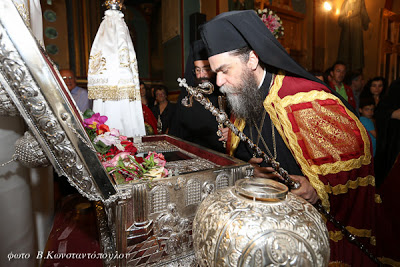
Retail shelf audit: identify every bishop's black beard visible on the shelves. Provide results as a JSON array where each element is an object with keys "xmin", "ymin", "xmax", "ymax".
[{"xmin": 220, "ymin": 67, "xmax": 264, "ymax": 122}]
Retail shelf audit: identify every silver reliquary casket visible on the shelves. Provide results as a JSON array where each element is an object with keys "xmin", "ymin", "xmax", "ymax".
[
  {"xmin": 0, "ymin": 1, "xmax": 250, "ymax": 266},
  {"xmin": 102, "ymin": 135, "xmax": 250, "ymax": 266}
]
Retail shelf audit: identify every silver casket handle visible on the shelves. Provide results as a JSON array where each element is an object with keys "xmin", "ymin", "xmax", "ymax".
[{"xmin": 14, "ymin": 131, "xmax": 50, "ymax": 168}]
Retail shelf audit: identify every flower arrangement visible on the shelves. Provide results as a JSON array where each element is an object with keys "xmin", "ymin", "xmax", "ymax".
[
  {"xmin": 257, "ymin": 8, "xmax": 284, "ymax": 39},
  {"xmin": 83, "ymin": 109, "xmax": 168, "ymax": 184}
]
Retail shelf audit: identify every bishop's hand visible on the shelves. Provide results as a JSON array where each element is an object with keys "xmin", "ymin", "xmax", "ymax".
[
  {"xmin": 248, "ymin": 157, "xmax": 280, "ymax": 180},
  {"xmin": 248, "ymin": 157, "xmax": 319, "ymax": 204},
  {"xmin": 290, "ymin": 175, "xmax": 319, "ymax": 204}
]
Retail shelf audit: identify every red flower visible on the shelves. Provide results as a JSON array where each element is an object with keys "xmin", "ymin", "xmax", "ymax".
[
  {"xmin": 97, "ymin": 124, "xmax": 110, "ymax": 135},
  {"xmin": 134, "ymin": 156, "xmax": 144, "ymax": 164},
  {"xmin": 105, "ymin": 146, "xmax": 119, "ymax": 157},
  {"xmin": 121, "ymin": 140, "xmax": 137, "ymax": 154}
]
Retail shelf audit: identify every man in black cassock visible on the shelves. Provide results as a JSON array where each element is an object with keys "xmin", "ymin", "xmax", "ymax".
[
  {"xmin": 170, "ymin": 40, "xmax": 226, "ymax": 153},
  {"xmin": 199, "ymin": 10, "xmax": 380, "ymax": 266}
]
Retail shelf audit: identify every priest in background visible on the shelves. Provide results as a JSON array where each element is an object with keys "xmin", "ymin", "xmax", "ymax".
[{"xmin": 170, "ymin": 40, "xmax": 226, "ymax": 153}]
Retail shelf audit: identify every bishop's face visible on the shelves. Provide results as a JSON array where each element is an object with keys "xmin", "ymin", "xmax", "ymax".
[
  {"xmin": 208, "ymin": 51, "xmax": 263, "ymax": 121},
  {"xmin": 209, "ymin": 51, "xmax": 247, "ymax": 93}
]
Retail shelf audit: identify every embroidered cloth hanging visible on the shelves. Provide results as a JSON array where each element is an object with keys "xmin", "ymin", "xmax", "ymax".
[{"xmin": 88, "ymin": 6, "xmax": 145, "ymax": 137}]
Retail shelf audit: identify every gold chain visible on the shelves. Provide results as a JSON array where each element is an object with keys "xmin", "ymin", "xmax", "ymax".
[{"xmin": 250, "ymin": 109, "xmax": 277, "ymax": 160}]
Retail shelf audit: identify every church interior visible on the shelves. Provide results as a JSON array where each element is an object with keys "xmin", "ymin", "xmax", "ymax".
[
  {"xmin": 43, "ymin": 0, "xmax": 400, "ymax": 92},
  {"xmin": 1, "ymin": 0, "xmax": 400, "ymax": 266}
]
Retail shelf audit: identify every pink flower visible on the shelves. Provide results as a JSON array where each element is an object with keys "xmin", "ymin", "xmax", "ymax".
[
  {"xmin": 84, "ymin": 113, "xmax": 108, "ymax": 129},
  {"xmin": 146, "ymin": 151, "xmax": 166, "ymax": 167},
  {"xmin": 111, "ymin": 152, "xmax": 130, "ymax": 164},
  {"xmin": 102, "ymin": 162, "xmax": 115, "ymax": 168},
  {"xmin": 258, "ymin": 9, "xmax": 283, "ymax": 39},
  {"xmin": 94, "ymin": 132, "xmax": 117, "ymax": 146},
  {"xmin": 267, "ymin": 15, "xmax": 280, "ymax": 32},
  {"xmin": 119, "ymin": 135, "xmax": 128, "ymax": 141},
  {"xmin": 163, "ymin": 168, "xmax": 169, "ymax": 177},
  {"xmin": 110, "ymin": 128, "xmax": 120, "ymax": 136},
  {"xmin": 102, "ymin": 152, "xmax": 131, "ymax": 168}
]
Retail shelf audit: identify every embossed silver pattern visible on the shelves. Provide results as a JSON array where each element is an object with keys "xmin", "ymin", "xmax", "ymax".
[
  {"xmin": 193, "ymin": 178, "xmax": 330, "ymax": 267},
  {"xmin": 15, "ymin": 131, "xmax": 49, "ymax": 168},
  {"xmin": 101, "ymin": 134, "xmax": 250, "ymax": 266},
  {"xmin": 0, "ymin": 1, "xmax": 117, "ymax": 204},
  {"xmin": 150, "ymin": 185, "xmax": 170, "ymax": 214},
  {"xmin": 166, "ymin": 158, "xmax": 217, "ymax": 174},
  {"xmin": 135, "ymin": 140, "xmax": 179, "ymax": 154},
  {"xmin": 0, "ymin": 84, "xmax": 19, "ymax": 116}
]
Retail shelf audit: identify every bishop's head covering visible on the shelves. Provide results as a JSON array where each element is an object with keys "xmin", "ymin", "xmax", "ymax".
[
  {"xmin": 183, "ymin": 39, "xmax": 209, "ymax": 87},
  {"xmin": 200, "ymin": 10, "xmax": 356, "ymax": 114}
]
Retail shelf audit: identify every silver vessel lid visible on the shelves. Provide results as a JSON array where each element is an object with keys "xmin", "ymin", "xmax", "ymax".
[{"xmin": 235, "ymin": 178, "xmax": 288, "ymax": 201}]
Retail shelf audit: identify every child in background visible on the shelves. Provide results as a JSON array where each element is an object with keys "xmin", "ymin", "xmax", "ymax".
[{"xmin": 359, "ymin": 97, "xmax": 377, "ymax": 156}]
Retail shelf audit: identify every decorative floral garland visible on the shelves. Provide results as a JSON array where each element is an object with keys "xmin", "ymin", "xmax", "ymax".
[
  {"xmin": 83, "ymin": 109, "xmax": 168, "ymax": 184},
  {"xmin": 257, "ymin": 8, "xmax": 284, "ymax": 39}
]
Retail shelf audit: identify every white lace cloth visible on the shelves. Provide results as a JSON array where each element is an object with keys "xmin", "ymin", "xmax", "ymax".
[{"xmin": 88, "ymin": 9, "xmax": 145, "ymax": 137}]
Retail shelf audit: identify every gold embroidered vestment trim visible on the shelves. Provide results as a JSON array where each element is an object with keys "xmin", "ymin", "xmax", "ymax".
[{"xmin": 264, "ymin": 72, "xmax": 372, "ymax": 211}]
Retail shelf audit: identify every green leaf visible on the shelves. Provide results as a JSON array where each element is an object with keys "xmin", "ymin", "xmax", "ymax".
[
  {"xmin": 128, "ymin": 156, "xmax": 146, "ymax": 173},
  {"xmin": 83, "ymin": 109, "xmax": 95, "ymax": 119},
  {"xmin": 85, "ymin": 128, "xmax": 97, "ymax": 142},
  {"xmin": 94, "ymin": 140, "xmax": 111, "ymax": 154},
  {"xmin": 116, "ymin": 157, "xmax": 125, "ymax": 168}
]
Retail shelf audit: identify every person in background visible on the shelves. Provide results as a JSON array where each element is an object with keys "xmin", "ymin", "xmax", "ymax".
[
  {"xmin": 151, "ymin": 85, "xmax": 176, "ymax": 134},
  {"xmin": 140, "ymin": 80, "xmax": 155, "ymax": 109},
  {"xmin": 374, "ymin": 77, "xmax": 400, "ymax": 187},
  {"xmin": 60, "ymin": 69, "xmax": 92, "ymax": 112},
  {"xmin": 359, "ymin": 97, "xmax": 376, "ymax": 156},
  {"xmin": 324, "ymin": 66, "xmax": 333, "ymax": 85},
  {"xmin": 374, "ymin": 78, "xmax": 400, "ymax": 265},
  {"xmin": 142, "ymin": 103, "xmax": 158, "ymax": 135},
  {"xmin": 345, "ymin": 71, "xmax": 365, "ymax": 111},
  {"xmin": 149, "ymin": 86, "xmax": 157, "ymax": 107},
  {"xmin": 310, "ymin": 70, "xmax": 325, "ymax": 83},
  {"xmin": 170, "ymin": 39, "xmax": 227, "ymax": 153},
  {"xmin": 329, "ymin": 61, "xmax": 356, "ymax": 109},
  {"xmin": 139, "ymin": 80, "xmax": 158, "ymax": 135},
  {"xmin": 200, "ymin": 10, "xmax": 378, "ymax": 266},
  {"xmin": 360, "ymin": 76, "xmax": 387, "ymax": 107}
]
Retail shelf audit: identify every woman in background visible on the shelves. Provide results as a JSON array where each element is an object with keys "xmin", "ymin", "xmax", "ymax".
[
  {"xmin": 151, "ymin": 85, "xmax": 176, "ymax": 134},
  {"xmin": 360, "ymin": 77, "xmax": 387, "ymax": 107},
  {"xmin": 140, "ymin": 80, "xmax": 155, "ymax": 109}
]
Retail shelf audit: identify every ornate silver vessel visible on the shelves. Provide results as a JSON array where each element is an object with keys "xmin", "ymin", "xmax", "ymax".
[{"xmin": 193, "ymin": 178, "xmax": 330, "ymax": 267}]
